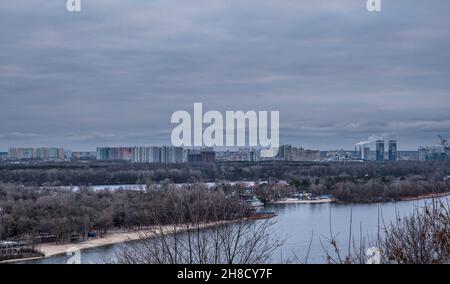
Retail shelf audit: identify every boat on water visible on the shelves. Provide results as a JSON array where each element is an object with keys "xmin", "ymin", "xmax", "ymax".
[{"xmin": 246, "ymin": 197, "xmax": 265, "ymax": 208}]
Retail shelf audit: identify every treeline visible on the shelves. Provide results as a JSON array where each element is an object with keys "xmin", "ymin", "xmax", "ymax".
[
  {"xmin": 0, "ymin": 160, "xmax": 449, "ymax": 186},
  {"xmin": 0, "ymin": 183, "xmax": 247, "ymax": 242},
  {"xmin": 254, "ymin": 176, "xmax": 450, "ymax": 203}
]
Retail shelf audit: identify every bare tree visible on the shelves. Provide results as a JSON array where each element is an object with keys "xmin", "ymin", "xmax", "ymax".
[
  {"xmin": 319, "ymin": 197, "xmax": 450, "ymax": 264},
  {"xmin": 114, "ymin": 188, "xmax": 281, "ymax": 264},
  {"xmin": 380, "ymin": 198, "xmax": 450, "ymax": 264}
]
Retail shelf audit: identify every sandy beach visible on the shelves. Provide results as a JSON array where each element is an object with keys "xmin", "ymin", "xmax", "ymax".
[
  {"xmin": 0, "ymin": 220, "xmax": 238, "ymax": 263},
  {"xmin": 38, "ymin": 229, "xmax": 144, "ymax": 258}
]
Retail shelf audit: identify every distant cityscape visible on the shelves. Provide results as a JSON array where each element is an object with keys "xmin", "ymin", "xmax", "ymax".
[{"xmin": 1, "ymin": 136, "xmax": 449, "ymax": 163}]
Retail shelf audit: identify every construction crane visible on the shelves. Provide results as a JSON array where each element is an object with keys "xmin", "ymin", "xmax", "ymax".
[{"xmin": 438, "ymin": 135, "xmax": 450, "ymax": 152}]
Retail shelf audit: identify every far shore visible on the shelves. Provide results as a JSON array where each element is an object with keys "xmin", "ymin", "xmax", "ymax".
[
  {"xmin": 267, "ymin": 198, "xmax": 335, "ymax": 205},
  {"xmin": 399, "ymin": 191, "xmax": 450, "ymax": 202}
]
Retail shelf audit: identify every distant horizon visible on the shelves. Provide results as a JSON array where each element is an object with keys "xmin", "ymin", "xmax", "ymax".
[{"xmin": 0, "ymin": 143, "xmax": 439, "ymax": 153}]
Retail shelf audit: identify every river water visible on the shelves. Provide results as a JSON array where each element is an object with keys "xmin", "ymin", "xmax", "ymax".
[{"xmin": 19, "ymin": 197, "xmax": 437, "ymax": 264}]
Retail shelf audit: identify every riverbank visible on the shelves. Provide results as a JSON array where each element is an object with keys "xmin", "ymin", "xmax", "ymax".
[
  {"xmin": 10, "ymin": 197, "xmax": 435, "ymax": 264},
  {"xmin": 267, "ymin": 198, "xmax": 335, "ymax": 205},
  {"xmin": 1, "ymin": 220, "xmax": 242, "ymax": 264},
  {"xmin": 399, "ymin": 191, "xmax": 450, "ymax": 201},
  {"xmin": 3, "ymin": 192, "xmax": 449, "ymax": 264}
]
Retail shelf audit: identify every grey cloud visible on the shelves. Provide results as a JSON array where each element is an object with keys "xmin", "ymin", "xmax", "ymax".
[{"xmin": 0, "ymin": 0, "xmax": 449, "ymax": 151}]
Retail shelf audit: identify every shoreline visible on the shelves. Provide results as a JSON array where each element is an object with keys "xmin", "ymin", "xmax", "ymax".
[
  {"xmin": 1, "ymin": 230, "xmax": 145, "ymax": 264},
  {"xmin": 399, "ymin": 191, "xmax": 450, "ymax": 202},
  {"xmin": 1, "ymin": 220, "xmax": 238, "ymax": 264},
  {"xmin": 267, "ymin": 198, "xmax": 335, "ymax": 205},
  {"xmin": 3, "ymin": 192, "xmax": 449, "ymax": 264}
]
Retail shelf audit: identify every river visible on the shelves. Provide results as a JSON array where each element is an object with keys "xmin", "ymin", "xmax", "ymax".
[{"xmin": 19, "ymin": 197, "xmax": 436, "ymax": 264}]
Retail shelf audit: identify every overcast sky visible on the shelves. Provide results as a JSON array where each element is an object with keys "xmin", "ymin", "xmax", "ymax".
[{"xmin": 1, "ymin": 0, "xmax": 449, "ymax": 151}]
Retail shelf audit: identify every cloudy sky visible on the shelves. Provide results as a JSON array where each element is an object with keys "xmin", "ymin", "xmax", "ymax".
[{"xmin": 1, "ymin": 0, "xmax": 449, "ymax": 151}]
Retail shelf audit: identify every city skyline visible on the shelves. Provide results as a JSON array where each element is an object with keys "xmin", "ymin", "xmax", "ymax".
[
  {"xmin": 1, "ymin": 1, "xmax": 450, "ymax": 151},
  {"xmin": 5, "ymin": 143, "xmax": 445, "ymax": 162},
  {"xmin": 0, "ymin": 137, "xmax": 446, "ymax": 153}
]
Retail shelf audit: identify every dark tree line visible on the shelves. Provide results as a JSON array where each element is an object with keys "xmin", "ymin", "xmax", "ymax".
[
  {"xmin": 0, "ymin": 160, "xmax": 449, "ymax": 186},
  {"xmin": 0, "ymin": 183, "xmax": 248, "ymax": 243}
]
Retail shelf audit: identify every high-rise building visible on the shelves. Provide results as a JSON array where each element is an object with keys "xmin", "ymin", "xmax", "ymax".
[
  {"xmin": 0, "ymin": 152, "xmax": 8, "ymax": 160},
  {"xmin": 35, "ymin": 147, "xmax": 64, "ymax": 160},
  {"xmin": 71, "ymin": 151, "xmax": 96, "ymax": 160},
  {"xmin": 161, "ymin": 146, "xmax": 183, "ymax": 164},
  {"xmin": 34, "ymin": 148, "xmax": 48, "ymax": 159},
  {"xmin": 132, "ymin": 146, "xmax": 150, "ymax": 163},
  {"xmin": 186, "ymin": 149, "xmax": 202, "ymax": 163},
  {"xmin": 119, "ymin": 147, "xmax": 133, "ymax": 161},
  {"xmin": 418, "ymin": 146, "xmax": 448, "ymax": 161},
  {"xmin": 97, "ymin": 147, "xmax": 133, "ymax": 161},
  {"xmin": 187, "ymin": 148, "xmax": 216, "ymax": 163},
  {"xmin": 359, "ymin": 146, "xmax": 370, "ymax": 160},
  {"xmin": 277, "ymin": 145, "xmax": 292, "ymax": 161},
  {"xmin": 8, "ymin": 147, "xmax": 64, "ymax": 160},
  {"xmin": 97, "ymin": 147, "xmax": 110, "ymax": 160},
  {"xmin": 149, "ymin": 147, "xmax": 161, "ymax": 163},
  {"xmin": 216, "ymin": 149, "xmax": 258, "ymax": 162},
  {"xmin": 131, "ymin": 146, "xmax": 161, "ymax": 163},
  {"xmin": 8, "ymin": 148, "xmax": 29, "ymax": 160},
  {"xmin": 376, "ymin": 140, "xmax": 385, "ymax": 161},
  {"xmin": 388, "ymin": 140, "xmax": 397, "ymax": 161}
]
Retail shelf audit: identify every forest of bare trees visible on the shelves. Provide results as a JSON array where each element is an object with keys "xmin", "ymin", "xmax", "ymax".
[
  {"xmin": 254, "ymin": 176, "xmax": 449, "ymax": 203},
  {"xmin": 0, "ymin": 160, "xmax": 448, "ymax": 187},
  {"xmin": 113, "ymin": 189, "xmax": 281, "ymax": 264},
  {"xmin": 1, "ymin": 160, "xmax": 449, "ymax": 264},
  {"xmin": 0, "ymin": 183, "xmax": 249, "ymax": 243},
  {"xmin": 0, "ymin": 161, "xmax": 449, "ymax": 204}
]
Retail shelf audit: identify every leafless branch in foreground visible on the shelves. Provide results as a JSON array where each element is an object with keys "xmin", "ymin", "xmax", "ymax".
[
  {"xmin": 321, "ymin": 196, "xmax": 450, "ymax": 264},
  {"xmin": 113, "ymin": 187, "xmax": 282, "ymax": 264}
]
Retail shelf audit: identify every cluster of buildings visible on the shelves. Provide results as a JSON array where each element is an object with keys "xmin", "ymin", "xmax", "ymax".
[
  {"xmin": 276, "ymin": 145, "xmax": 321, "ymax": 161},
  {"xmin": 3, "ymin": 136, "xmax": 449, "ymax": 163},
  {"xmin": 374, "ymin": 140, "xmax": 398, "ymax": 161},
  {"xmin": 323, "ymin": 140, "xmax": 400, "ymax": 162},
  {"xmin": 97, "ymin": 146, "xmax": 184, "ymax": 164},
  {"xmin": 353, "ymin": 140, "xmax": 401, "ymax": 161},
  {"xmin": 186, "ymin": 148, "xmax": 216, "ymax": 163},
  {"xmin": 214, "ymin": 146, "xmax": 321, "ymax": 162},
  {"xmin": 324, "ymin": 137, "xmax": 450, "ymax": 162},
  {"xmin": 70, "ymin": 151, "xmax": 97, "ymax": 160},
  {"xmin": 216, "ymin": 148, "xmax": 259, "ymax": 162},
  {"xmin": 6, "ymin": 148, "xmax": 96, "ymax": 161},
  {"xmin": 418, "ymin": 146, "xmax": 449, "ymax": 161},
  {"xmin": 8, "ymin": 147, "xmax": 65, "ymax": 161},
  {"xmin": 95, "ymin": 145, "xmax": 322, "ymax": 164}
]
